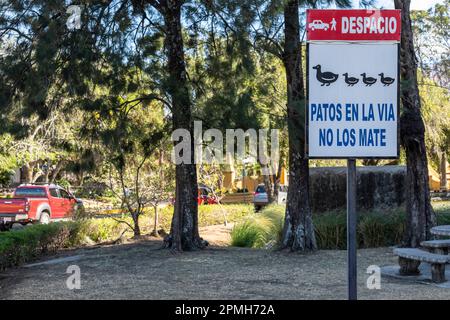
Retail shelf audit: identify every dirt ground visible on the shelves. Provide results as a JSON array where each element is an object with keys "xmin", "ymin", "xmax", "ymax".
[{"xmin": 1, "ymin": 224, "xmax": 450, "ymax": 300}]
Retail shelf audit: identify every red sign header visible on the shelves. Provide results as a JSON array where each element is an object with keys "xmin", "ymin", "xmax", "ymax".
[{"xmin": 307, "ymin": 9, "xmax": 401, "ymax": 41}]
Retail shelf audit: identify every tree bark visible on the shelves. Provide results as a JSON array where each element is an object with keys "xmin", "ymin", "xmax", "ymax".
[
  {"xmin": 280, "ymin": 0, "xmax": 316, "ymax": 251},
  {"xmin": 262, "ymin": 165, "xmax": 275, "ymax": 204},
  {"xmin": 132, "ymin": 212, "xmax": 141, "ymax": 237},
  {"xmin": 49, "ymin": 160, "xmax": 65, "ymax": 184},
  {"xmin": 21, "ymin": 164, "xmax": 32, "ymax": 183},
  {"xmin": 395, "ymin": 0, "xmax": 436, "ymax": 247},
  {"xmin": 272, "ymin": 161, "xmax": 281, "ymax": 202},
  {"xmin": 272, "ymin": 159, "xmax": 283, "ymax": 200},
  {"xmin": 153, "ymin": 205, "xmax": 159, "ymax": 235},
  {"xmin": 43, "ymin": 160, "xmax": 50, "ymax": 183},
  {"xmin": 160, "ymin": 1, "xmax": 204, "ymax": 251},
  {"xmin": 440, "ymin": 151, "xmax": 447, "ymax": 191}
]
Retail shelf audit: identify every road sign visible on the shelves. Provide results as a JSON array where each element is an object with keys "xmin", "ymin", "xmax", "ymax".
[
  {"xmin": 305, "ymin": 9, "xmax": 401, "ymax": 301},
  {"xmin": 306, "ymin": 9, "xmax": 401, "ymax": 159},
  {"xmin": 306, "ymin": 9, "xmax": 401, "ymax": 41}
]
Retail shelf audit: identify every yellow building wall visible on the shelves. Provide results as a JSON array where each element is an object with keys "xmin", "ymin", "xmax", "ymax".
[
  {"xmin": 223, "ymin": 165, "xmax": 450, "ymax": 192},
  {"xmin": 280, "ymin": 166, "xmax": 288, "ymax": 185},
  {"xmin": 447, "ymin": 164, "xmax": 450, "ymax": 190},
  {"xmin": 222, "ymin": 166, "xmax": 289, "ymax": 192},
  {"xmin": 235, "ymin": 176, "xmax": 263, "ymax": 192},
  {"xmin": 223, "ymin": 171, "xmax": 234, "ymax": 190},
  {"xmin": 428, "ymin": 164, "xmax": 450, "ymax": 191}
]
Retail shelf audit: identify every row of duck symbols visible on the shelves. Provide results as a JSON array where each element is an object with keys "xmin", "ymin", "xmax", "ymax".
[{"xmin": 312, "ymin": 64, "xmax": 395, "ymax": 87}]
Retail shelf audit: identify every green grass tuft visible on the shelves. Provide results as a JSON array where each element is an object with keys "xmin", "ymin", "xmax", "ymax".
[{"xmin": 231, "ymin": 204, "xmax": 284, "ymax": 248}]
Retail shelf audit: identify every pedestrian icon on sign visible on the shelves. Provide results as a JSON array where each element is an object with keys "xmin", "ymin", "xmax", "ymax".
[{"xmin": 331, "ymin": 18, "xmax": 337, "ymax": 31}]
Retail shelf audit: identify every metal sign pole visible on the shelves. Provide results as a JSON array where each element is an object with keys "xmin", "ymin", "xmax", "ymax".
[{"xmin": 347, "ymin": 158, "xmax": 357, "ymax": 300}]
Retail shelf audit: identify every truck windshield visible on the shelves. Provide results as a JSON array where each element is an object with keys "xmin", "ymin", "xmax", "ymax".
[{"xmin": 15, "ymin": 187, "xmax": 46, "ymax": 197}]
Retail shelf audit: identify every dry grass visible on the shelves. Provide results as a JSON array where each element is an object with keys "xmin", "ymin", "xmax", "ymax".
[{"xmin": 2, "ymin": 241, "xmax": 450, "ymax": 300}]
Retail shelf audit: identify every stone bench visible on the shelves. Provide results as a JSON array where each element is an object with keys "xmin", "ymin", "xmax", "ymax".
[
  {"xmin": 421, "ymin": 240, "xmax": 450, "ymax": 255},
  {"xmin": 393, "ymin": 248, "xmax": 450, "ymax": 283}
]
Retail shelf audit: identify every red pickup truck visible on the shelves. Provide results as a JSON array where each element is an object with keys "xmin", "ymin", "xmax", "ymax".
[{"xmin": 0, "ymin": 184, "xmax": 82, "ymax": 230}]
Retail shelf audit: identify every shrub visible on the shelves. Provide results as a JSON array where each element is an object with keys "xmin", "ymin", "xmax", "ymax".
[
  {"xmin": 434, "ymin": 201, "xmax": 450, "ymax": 216},
  {"xmin": 230, "ymin": 219, "xmax": 267, "ymax": 248},
  {"xmin": 315, "ymin": 210, "xmax": 406, "ymax": 249},
  {"xmin": 314, "ymin": 212, "xmax": 347, "ymax": 249},
  {"xmin": 231, "ymin": 204, "xmax": 450, "ymax": 250},
  {"xmin": 231, "ymin": 205, "xmax": 283, "ymax": 248},
  {"xmin": 0, "ymin": 219, "xmax": 128, "ymax": 271},
  {"xmin": 357, "ymin": 211, "xmax": 405, "ymax": 248},
  {"xmin": 259, "ymin": 205, "xmax": 284, "ymax": 244},
  {"xmin": 81, "ymin": 218, "xmax": 126, "ymax": 242},
  {"xmin": 0, "ymin": 222, "xmax": 82, "ymax": 270}
]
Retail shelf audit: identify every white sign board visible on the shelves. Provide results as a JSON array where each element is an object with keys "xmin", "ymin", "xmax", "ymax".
[{"xmin": 307, "ymin": 42, "xmax": 398, "ymax": 158}]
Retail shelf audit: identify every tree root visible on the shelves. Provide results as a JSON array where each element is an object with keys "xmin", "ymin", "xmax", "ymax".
[{"xmin": 161, "ymin": 234, "xmax": 209, "ymax": 251}]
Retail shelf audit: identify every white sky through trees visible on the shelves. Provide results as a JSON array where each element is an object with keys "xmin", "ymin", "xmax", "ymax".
[{"xmin": 359, "ymin": 0, "xmax": 445, "ymax": 10}]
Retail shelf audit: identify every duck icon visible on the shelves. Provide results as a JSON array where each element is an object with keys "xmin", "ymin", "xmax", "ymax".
[
  {"xmin": 361, "ymin": 73, "xmax": 377, "ymax": 86},
  {"xmin": 313, "ymin": 64, "xmax": 339, "ymax": 86},
  {"xmin": 343, "ymin": 73, "xmax": 359, "ymax": 86},
  {"xmin": 379, "ymin": 73, "xmax": 395, "ymax": 86}
]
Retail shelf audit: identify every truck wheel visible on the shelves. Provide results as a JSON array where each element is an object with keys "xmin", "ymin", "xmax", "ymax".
[
  {"xmin": 39, "ymin": 212, "xmax": 50, "ymax": 225},
  {"xmin": 11, "ymin": 223, "xmax": 24, "ymax": 231}
]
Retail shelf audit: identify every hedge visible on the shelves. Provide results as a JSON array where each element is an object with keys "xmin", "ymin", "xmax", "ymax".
[
  {"xmin": 231, "ymin": 203, "xmax": 450, "ymax": 249},
  {"xmin": 0, "ymin": 222, "xmax": 83, "ymax": 270}
]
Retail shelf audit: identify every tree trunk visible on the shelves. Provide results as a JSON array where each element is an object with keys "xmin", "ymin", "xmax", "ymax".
[
  {"xmin": 21, "ymin": 161, "xmax": 38, "ymax": 183},
  {"xmin": 153, "ymin": 205, "xmax": 159, "ymax": 235},
  {"xmin": 440, "ymin": 151, "xmax": 447, "ymax": 191},
  {"xmin": 273, "ymin": 159, "xmax": 283, "ymax": 200},
  {"xmin": 161, "ymin": 1, "xmax": 204, "ymax": 251},
  {"xmin": 262, "ymin": 165, "xmax": 275, "ymax": 204},
  {"xmin": 77, "ymin": 172, "xmax": 84, "ymax": 186},
  {"xmin": 43, "ymin": 160, "xmax": 50, "ymax": 183},
  {"xmin": 21, "ymin": 164, "xmax": 32, "ymax": 183},
  {"xmin": 49, "ymin": 160, "xmax": 65, "ymax": 184},
  {"xmin": 132, "ymin": 212, "xmax": 141, "ymax": 237},
  {"xmin": 395, "ymin": 0, "xmax": 435, "ymax": 247},
  {"xmin": 280, "ymin": 0, "xmax": 316, "ymax": 251}
]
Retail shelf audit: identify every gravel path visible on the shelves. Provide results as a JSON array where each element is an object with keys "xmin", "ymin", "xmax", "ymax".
[{"xmin": 1, "ymin": 237, "xmax": 450, "ymax": 300}]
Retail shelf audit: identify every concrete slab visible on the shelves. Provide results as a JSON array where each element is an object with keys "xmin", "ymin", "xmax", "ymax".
[{"xmin": 381, "ymin": 263, "xmax": 450, "ymax": 289}]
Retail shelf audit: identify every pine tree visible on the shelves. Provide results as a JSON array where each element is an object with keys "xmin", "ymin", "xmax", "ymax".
[
  {"xmin": 252, "ymin": 0, "xmax": 353, "ymax": 251},
  {"xmin": 0, "ymin": 0, "xmax": 206, "ymax": 250},
  {"xmin": 395, "ymin": 0, "xmax": 436, "ymax": 246}
]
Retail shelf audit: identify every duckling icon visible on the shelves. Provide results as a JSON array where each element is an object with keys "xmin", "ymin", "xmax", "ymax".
[
  {"xmin": 361, "ymin": 73, "xmax": 377, "ymax": 86},
  {"xmin": 379, "ymin": 73, "xmax": 395, "ymax": 86},
  {"xmin": 343, "ymin": 73, "xmax": 359, "ymax": 86},
  {"xmin": 313, "ymin": 64, "xmax": 339, "ymax": 86}
]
